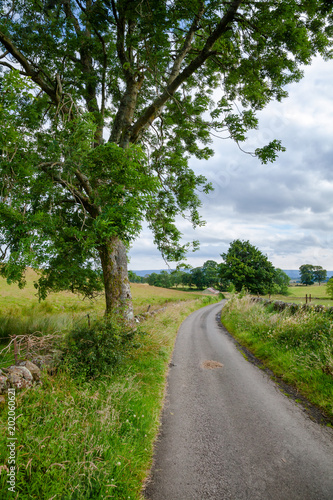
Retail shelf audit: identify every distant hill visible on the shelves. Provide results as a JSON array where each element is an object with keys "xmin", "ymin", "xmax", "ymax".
[{"xmin": 132, "ymin": 269, "xmax": 333, "ymax": 281}]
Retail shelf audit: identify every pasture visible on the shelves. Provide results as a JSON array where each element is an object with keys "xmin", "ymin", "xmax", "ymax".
[{"xmin": 266, "ymin": 283, "xmax": 333, "ymax": 306}]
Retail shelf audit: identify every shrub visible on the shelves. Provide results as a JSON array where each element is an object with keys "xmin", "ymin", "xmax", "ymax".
[
  {"xmin": 63, "ymin": 317, "xmax": 140, "ymax": 379},
  {"xmin": 327, "ymin": 277, "xmax": 333, "ymax": 299}
]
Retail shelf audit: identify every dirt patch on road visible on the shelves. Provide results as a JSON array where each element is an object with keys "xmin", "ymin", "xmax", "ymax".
[{"xmin": 201, "ymin": 360, "xmax": 223, "ymax": 369}]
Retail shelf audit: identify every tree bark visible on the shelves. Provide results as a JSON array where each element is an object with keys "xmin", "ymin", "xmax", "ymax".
[{"xmin": 98, "ymin": 237, "xmax": 134, "ymax": 321}]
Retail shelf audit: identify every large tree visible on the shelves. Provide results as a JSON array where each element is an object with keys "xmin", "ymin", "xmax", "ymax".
[
  {"xmin": 1, "ymin": 1, "xmax": 332, "ymax": 318},
  {"xmin": 313, "ymin": 265, "xmax": 327, "ymax": 285},
  {"xmin": 299, "ymin": 264, "xmax": 315, "ymax": 285},
  {"xmin": 219, "ymin": 239, "xmax": 276, "ymax": 295}
]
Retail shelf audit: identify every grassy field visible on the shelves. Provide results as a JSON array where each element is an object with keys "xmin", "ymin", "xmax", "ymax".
[
  {"xmin": 222, "ymin": 294, "xmax": 333, "ymax": 421},
  {"xmin": 264, "ymin": 283, "xmax": 333, "ymax": 307},
  {"xmin": 0, "ymin": 271, "xmax": 219, "ymax": 499},
  {"xmin": 0, "ymin": 269, "xmax": 205, "ymax": 347}
]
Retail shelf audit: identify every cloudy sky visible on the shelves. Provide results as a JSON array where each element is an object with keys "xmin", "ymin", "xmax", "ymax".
[{"xmin": 129, "ymin": 56, "xmax": 333, "ymax": 271}]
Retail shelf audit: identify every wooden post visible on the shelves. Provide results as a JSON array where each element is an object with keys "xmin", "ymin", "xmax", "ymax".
[
  {"xmin": 87, "ymin": 314, "xmax": 91, "ymax": 327},
  {"xmin": 309, "ymin": 294, "xmax": 312, "ymax": 303},
  {"xmin": 13, "ymin": 336, "xmax": 18, "ymax": 364},
  {"xmin": 305, "ymin": 294, "xmax": 308, "ymax": 304}
]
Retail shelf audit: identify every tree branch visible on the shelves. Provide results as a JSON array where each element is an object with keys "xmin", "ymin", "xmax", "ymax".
[
  {"xmin": 0, "ymin": 30, "xmax": 60, "ymax": 104},
  {"xmin": 167, "ymin": 2, "xmax": 205, "ymax": 85},
  {"xmin": 129, "ymin": 0, "xmax": 243, "ymax": 144}
]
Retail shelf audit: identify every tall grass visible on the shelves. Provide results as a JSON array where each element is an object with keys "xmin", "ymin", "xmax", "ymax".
[
  {"xmin": 221, "ymin": 295, "xmax": 333, "ymax": 419},
  {"xmin": 0, "ymin": 288, "xmax": 220, "ymax": 499}
]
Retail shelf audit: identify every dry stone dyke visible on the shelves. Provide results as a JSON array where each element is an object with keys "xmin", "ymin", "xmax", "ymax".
[{"xmin": 0, "ymin": 361, "xmax": 41, "ymax": 394}]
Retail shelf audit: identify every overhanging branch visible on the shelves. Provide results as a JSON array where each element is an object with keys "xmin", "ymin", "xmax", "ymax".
[{"xmin": 129, "ymin": 0, "xmax": 243, "ymax": 144}]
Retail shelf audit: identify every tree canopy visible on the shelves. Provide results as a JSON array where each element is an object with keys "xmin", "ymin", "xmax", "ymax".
[
  {"xmin": 299, "ymin": 264, "xmax": 327, "ymax": 285},
  {"xmin": 1, "ymin": 1, "xmax": 332, "ymax": 317},
  {"xmin": 219, "ymin": 239, "xmax": 276, "ymax": 295}
]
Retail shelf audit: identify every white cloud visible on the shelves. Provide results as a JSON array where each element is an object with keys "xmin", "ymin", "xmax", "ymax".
[{"xmin": 129, "ymin": 56, "xmax": 333, "ymax": 271}]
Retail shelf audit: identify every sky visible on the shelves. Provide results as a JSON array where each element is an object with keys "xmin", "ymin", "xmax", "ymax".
[{"xmin": 128, "ymin": 56, "xmax": 333, "ymax": 271}]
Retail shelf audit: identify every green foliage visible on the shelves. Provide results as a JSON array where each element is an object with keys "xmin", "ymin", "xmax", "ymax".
[
  {"xmin": 299, "ymin": 264, "xmax": 327, "ymax": 286},
  {"xmin": 273, "ymin": 268, "xmax": 290, "ymax": 295},
  {"xmin": 0, "ymin": 289, "xmax": 219, "ymax": 499},
  {"xmin": 1, "ymin": 0, "xmax": 333, "ymax": 309},
  {"xmin": 313, "ymin": 265, "xmax": 327, "ymax": 285},
  {"xmin": 145, "ymin": 260, "xmax": 220, "ymax": 290},
  {"xmin": 299, "ymin": 264, "xmax": 315, "ymax": 285},
  {"xmin": 326, "ymin": 277, "xmax": 333, "ymax": 299},
  {"xmin": 63, "ymin": 318, "xmax": 139, "ymax": 379},
  {"xmin": 220, "ymin": 240, "xmax": 276, "ymax": 295},
  {"xmin": 222, "ymin": 296, "xmax": 333, "ymax": 417}
]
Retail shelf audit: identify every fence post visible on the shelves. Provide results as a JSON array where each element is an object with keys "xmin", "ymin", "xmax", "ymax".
[
  {"xmin": 309, "ymin": 294, "xmax": 312, "ymax": 303},
  {"xmin": 305, "ymin": 294, "xmax": 308, "ymax": 304},
  {"xmin": 13, "ymin": 336, "xmax": 18, "ymax": 364},
  {"xmin": 87, "ymin": 314, "xmax": 91, "ymax": 327}
]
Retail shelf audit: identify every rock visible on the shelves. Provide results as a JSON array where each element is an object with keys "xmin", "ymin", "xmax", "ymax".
[
  {"xmin": 30, "ymin": 355, "xmax": 56, "ymax": 373},
  {"xmin": 18, "ymin": 360, "xmax": 41, "ymax": 381},
  {"xmin": 0, "ymin": 374, "xmax": 9, "ymax": 395},
  {"xmin": 5, "ymin": 366, "xmax": 33, "ymax": 390},
  {"xmin": 0, "ymin": 395, "xmax": 5, "ymax": 406}
]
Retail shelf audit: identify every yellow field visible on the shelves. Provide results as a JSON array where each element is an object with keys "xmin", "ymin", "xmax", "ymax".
[{"xmin": 0, "ymin": 268, "xmax": 204, "ymax": 318}]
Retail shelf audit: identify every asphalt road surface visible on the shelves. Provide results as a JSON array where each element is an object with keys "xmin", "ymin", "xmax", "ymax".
[{"xmin": 144, "ymin": 301, "xmax": 333, "ymax": 500}]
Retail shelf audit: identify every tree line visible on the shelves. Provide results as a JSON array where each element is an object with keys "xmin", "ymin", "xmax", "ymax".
[
  {"xmin": 130, "ymin": 240, "xmax": 291, "ymax": 295},
  {"xmin": 132, "ymin": 241, "xmax": 331, "ymax": 295}
]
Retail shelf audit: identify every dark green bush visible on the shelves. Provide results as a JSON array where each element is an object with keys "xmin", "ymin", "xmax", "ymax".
[{"xmin": 63, "ymin": 317, "xmax": 140, "ymax": 379}]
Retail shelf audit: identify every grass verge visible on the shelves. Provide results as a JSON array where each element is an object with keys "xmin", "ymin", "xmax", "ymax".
[
  {"xmin": 0, "ymin": 295, "xmax": 219, "ymax": 499},
  {"xmin": 221, "ymin": 295, "xmax": 333, "ymax": 421}
]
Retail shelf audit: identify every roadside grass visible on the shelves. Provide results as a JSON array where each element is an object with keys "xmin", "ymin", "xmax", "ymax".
[
  {"xmin": 221, "ymin": 295, "xmax": 333, "ymax": 419},
  {"xmin": 0, "ymin": 273, "xmax": 220, "ymax": 499}
]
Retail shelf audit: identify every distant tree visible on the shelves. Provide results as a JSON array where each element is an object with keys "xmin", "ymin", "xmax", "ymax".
[
  {"xmin": 202, "ymin": 260, "xmax": 220, "ymax": 289},
  {"xmin": 147, "ymin": 273, "xmax": 160, "ymax": 287},
  {"xmin": 299, "ymin": 265, "xmax": 315, "ymax": 286},
  {"xmin": 189, "ymin": 267, "xmax": 207, "ymax": 290},
  {"xmin": 326, "ymin": 278, "xmax": 333, "ymax": 299},
  {"xmin": 158, "ymin": 271, "xmax": 172, "ymax": 288},
  {"xmin": 170, "ymin": 270, "xmax": 187, "ymax": 288},
  {"xmin": 220, "ymin": 240, "xmax": 276, "ymax": 295},
  {"xmin": 128, "ymin": 271, "xmax": 145, "ymax": 283},
  {"xmin": 272, "ymin": 268, "xmax": 290, "ymax": 295},
  {"xmin": 313, "ymin": 266, "xmax": 327, "ymax": 285},
  {"xmin": 181, "ymin": 272, "xmax": 194, "ymax": 289}
]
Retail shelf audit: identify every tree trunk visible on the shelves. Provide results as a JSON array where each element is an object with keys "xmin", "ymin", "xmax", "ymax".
[{"xmin": 98, "ymin": 237, "xmax": 134, "ymax": 322}]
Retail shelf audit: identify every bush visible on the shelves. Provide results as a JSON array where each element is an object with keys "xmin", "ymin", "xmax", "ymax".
[
  {"xmin": 327, "ymin": 277, "xmax": 333, "ymax": 299},
  {"xmin": 63, "ymin": 317, "xmax": 140, "ymax": 379}
]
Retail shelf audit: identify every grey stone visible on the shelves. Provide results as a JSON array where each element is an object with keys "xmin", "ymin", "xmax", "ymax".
[
  {"xmin": 18, "ymin": 360, "xmax": 41, "ymax": 381},
  {"xmin": 0, "ymin": 375, "xmax": 9, "ymax": 395},
  {"xmin": 5, "ymin": 366, "xmax": 33, "ymax": 390}
]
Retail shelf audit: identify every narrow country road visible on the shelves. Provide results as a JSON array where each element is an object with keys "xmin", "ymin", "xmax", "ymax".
[{"xmin": 144, "ymin": 301, "xmax": 333, "ymax": 500}]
